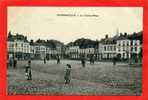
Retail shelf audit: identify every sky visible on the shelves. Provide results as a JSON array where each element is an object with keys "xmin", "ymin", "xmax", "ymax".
[{"xmin": 8, "ymin": 7, "xmax": 143, "ymax": 44}]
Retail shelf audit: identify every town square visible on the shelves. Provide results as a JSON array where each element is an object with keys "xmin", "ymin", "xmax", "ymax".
[
  {"xmin": 7, "ymin": 31, "xmax": 142, "ymax": 95},
  {"xmin": 8, "ymin": 60, "xmax": 142, "ymax": 95},
  {"xmin": 7, "ymin": 7, "xmax": 142, "ymax": 95}
]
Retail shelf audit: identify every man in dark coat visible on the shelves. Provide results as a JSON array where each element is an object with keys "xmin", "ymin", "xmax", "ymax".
[
  {"xmin": 113, "ymin": 56, "xmax": 116, "ymax": 65},
  {"xmin": 90, "ymin": 55, "xmax": 95, "ymax": 64},
  {"xmin": 13, "ymin": 58, "xmax": 17, "ymax": 68},
  {"xmin": 81, "ymin": 57, "xmax": 86, "ymax": 68},
  {"xmin": 64, "ymin": 64, "xmax": 71, "ymax": 84},
  {"xmin": 44, "ymin": 57, "xmax": 46, "ymax": 64},
  {"xmin": 57, "ymin": 56, "xmax": 60, "ymax": 64}
]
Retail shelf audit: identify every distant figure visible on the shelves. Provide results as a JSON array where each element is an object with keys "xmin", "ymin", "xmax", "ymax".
[
  {"xmin": 113, "ymin": 57, "xmax": 116, "ymax": 65},
  {"xmin": 81, "ymin": 57, "xmax": 86, "ymax": 68},
  {"xmin": 44, "ymin": 57, "xmax": 46, "ymax": 64},
  {"xmin": 57, "ymin": 56, "xmax": 60, "ymax": 64},
  {"xmin": 90, "ymin": 55, "xmax": 95, "ymax": 64},
  {"xmin": 13, "ymin": 57, "xmax": 17, "ymax": 68},
  {"xmin": 25, "ymin": 60, "xmax": 32, "ymax": 80},
  {"xmin": 28, "ymin": 60, "xmax": 31, "ymax": 66},
  {"xmin": 9, "ymin": 57, "xmax": 13, "ymax": 67},
  {"xmin": 64, "ymin": 64, "xmax": 71, "ymax": 84},
  {"xmin": 135, "ymin": 57, "xmax": 138, "ymax": 63}
]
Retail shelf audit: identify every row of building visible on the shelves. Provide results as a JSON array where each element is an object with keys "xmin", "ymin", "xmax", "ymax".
[
  {"xmin": 65, "ymin": 32, "xmax": 142, "ymax": 63},
  {"xmin": 8, "ymin": 32, "xmax": 64, "ymax": 60},
  {"xmin": 7, "ymin": 31, "xmax": 142, "ymax": 63}
]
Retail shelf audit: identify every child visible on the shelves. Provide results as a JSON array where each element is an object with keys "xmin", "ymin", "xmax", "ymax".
[
  {"xmin": 25, "ymin": 60, "xmax": 32, "ymax": 80},
  {"xmin": 64, "ymin": 64, "xmax": 71, "ymax": 84}
]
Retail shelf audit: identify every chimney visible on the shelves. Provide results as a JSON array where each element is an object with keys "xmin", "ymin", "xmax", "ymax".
[
  {"xmin": 105, "ymin": 34, "xmax": 108, "ymax": 39},
  {"xmin": 124, "ymin": 32, "xmax": 127, "ymax": 37},
  {"xmin": 120, "ymin": 33, "xmax": 123, "ymax": 37}
]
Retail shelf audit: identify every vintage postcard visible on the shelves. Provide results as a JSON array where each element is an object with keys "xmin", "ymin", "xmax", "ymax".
[
  {"xmin": 1, "ymin": 0, "xmax": 148, "ymax": 100},
  {"xmin": 7, "ymin": 7, "xmax": 143, "ymax": 95}
]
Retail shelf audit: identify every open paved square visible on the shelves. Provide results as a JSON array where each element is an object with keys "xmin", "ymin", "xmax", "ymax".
[{"xmin": 7, "ymin": 60, "xmax": 142, "ymax": 95}]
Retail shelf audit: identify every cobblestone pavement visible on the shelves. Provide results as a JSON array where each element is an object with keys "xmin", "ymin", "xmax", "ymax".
[{"xmin": 7, "ymin": 60, "xmax": 142, "ymax": 95}]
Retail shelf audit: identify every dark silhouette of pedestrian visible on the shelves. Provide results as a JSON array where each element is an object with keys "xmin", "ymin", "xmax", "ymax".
[
  {"xmin": 9, "ymin": 57, "xmax": 13, "ymax": 67},
  {"xmin": 64, "ymin": 64, "xmax": 71, "ymax": 84},
  {"xmin": 81, "ymin": 57, "xmax": 86, "ymax": 67},
  {"xmin": 44, "ymin": 57, "xmax": 46, "ymax": 64},
  {"xmin": 13, "ymin": 57, "xmax": 17, "ymax": 68},
  {"xmin": 90, "ymin": 55, "xmax": 95, "ymax": 64},
  {"xmin": 57, "ymin": 56, "xmax": 60, "ymax": 64},
  {"xmin": 25, "ymin": 60, "xmax": 32, "ymax": 80},
  {"xmin": 113, "ymin": 57, "xmax": 116, "ymax": 65}
]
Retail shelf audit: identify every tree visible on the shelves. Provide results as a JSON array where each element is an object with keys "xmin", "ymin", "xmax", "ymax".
[
  {"xmin": 30, "ymin": 40, "xmax": 34, "ymax": 45},
  {"xmin": 72, "ymin": 38, "xmax": 97, "ymax": 49}
]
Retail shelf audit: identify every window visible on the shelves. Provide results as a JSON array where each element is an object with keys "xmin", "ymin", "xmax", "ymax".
[
  {"xmin": 135, "ymin": 41, "xmax": 137, "ymax": 46},
  {"xmin": 118, "ymin": 47, "xmax": 120, "ymax": 52},
  {"xmin": 15, "ymin": 43, "xmax": 17, "ymax": 47},
  {"xmin": 135, "ymin": 47, "xmax": 137, "ymax": 51},
  {"xmin": 127, "ymin": 41, "xmax": 129, "ymax": 46},
  {"xmin": 131, "ymin": 41, "xmax": 133, "ymax": 46},
  {"xmin": 114, "ymin": 46, "xmax": 116, "ymax": 51},
  {"xmin": 123, "ymin": 47, "xmax": 125, "ymax": 51},
  {"xmin": 131, "ymin": 47, "xmax": 133, "ymax": 51},
  {"xmin": 104, "ymin": 46, "xmax": 106, "ymax": 51},
  {"xmin": 123, "ymin": 41, "xmax": 125, "ymax": 46},
  {"xmin": 118, "ymin": 42, "xmax": 120, "ymax": 46},
  {"xmin": 110, "ymin": 46, "xmax": 112, "ymax": 51},
  {"xmin": 123, "ymin": 53, "xmax": 125, "ymax": 58}
]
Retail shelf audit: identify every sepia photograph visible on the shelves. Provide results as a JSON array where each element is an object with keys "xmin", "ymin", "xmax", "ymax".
[{"xmin": 7, "ymin": 7, "xmax": 143, "ymax": 95}]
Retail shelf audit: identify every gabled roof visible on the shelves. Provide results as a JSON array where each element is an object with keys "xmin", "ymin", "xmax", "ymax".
[
  {"xmin": 100, "ymin": 37, "xmax": 117, "ymax": 44},
  {"xmin": 8, "ymin": 33, "xmax": 29, "ymax": 42}
]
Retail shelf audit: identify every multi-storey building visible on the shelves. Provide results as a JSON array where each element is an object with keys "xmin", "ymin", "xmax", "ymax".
[
  {"xmin": 65, "ymin": 46, "xmax": 95, "ymax": 60},
  {"xmin": 84, "ymin": 47, "xmax": 95, "ymax": 59},
  {"xmin": 8, "ymin": 32, "xmax": 30, "ymax": 60},
  {"xmin": 31, "ymin": 43, "xmax": 47, "ymax": 60},
  {"xmin": 99, "ymin": 32, "xmax": 142, "ymax": 63},
  {"xmin": 116, "ymin": 33, "xmax": 131, "ymax": 60},
  {"xmin": 65, "ymin": 46, "xmax": 79, "ymax": 59},
  {"xmin": 8, "ymin": 31, "xmax": 142, "ymax": 63},
  {"xmin": 100, "ymin": 35, "xmax": 116, "ymax": 60}
]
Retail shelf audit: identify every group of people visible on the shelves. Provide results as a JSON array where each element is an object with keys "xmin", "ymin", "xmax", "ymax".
[
  {"xmin": 43, "ymin": 55, "xmax": 60, "ymax": 64},
  {"xmin": 25, "ymin": 59, "xmax": 71, "ymax": 84},
  {"xmin": 8, "ymin": 54, "xmax": 117, "ymax": 85},
  {"xmin": 81, "ymin": 55, "xmax": 95, "ymax": 68}
]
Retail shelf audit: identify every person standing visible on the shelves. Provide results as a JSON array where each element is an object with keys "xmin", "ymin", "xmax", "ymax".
[
  {"xmin": 81, "ymin": 56, "xmax": 86, "ymax": 68},
  {"xmin": 90, "ymin": 55, "xmax": 94, "ymax": 64},
  {"xmin": 13, "ymin": 57, "xmax": 17, "ymax": 68},
  {"xmin": 89, "ymin": 56, "xmax": 92, "ymax": 64},
  {"xmin": 8, "ymin": 56, "xmax": 13, "ymax": 67},
  {"xmin": 44, "ymin": 57, "xmax": 46, "ymax": 64},
  {"xmin": 57, "ymin": 55, "xmax": 60, "ymax": 64},
  {"xmin": 113, "ymin": 56, "xmax": 116, "ymax": 65},
  {"xmin": 64, "ymin": 64, "xmax": 71, "ymax": 84},
  {"xmin": 25, "ymin": 60, "xmax": 32, "ymax": 80}
]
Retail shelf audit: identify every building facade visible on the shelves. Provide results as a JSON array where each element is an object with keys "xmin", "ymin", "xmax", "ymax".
[
  {"xmin": 8, "ymin": 33, "xmax": 30, "ymax": 60},
  {"xmin": 8, "ymin": 31, "xmax": 142, "ymax": 63}
]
